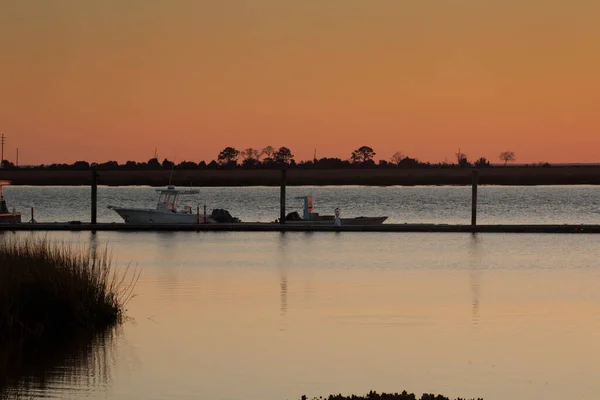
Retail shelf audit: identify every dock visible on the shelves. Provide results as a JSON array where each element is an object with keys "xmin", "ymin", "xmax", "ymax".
[{"xmin": 1, "ymin": 222, "xmax": 600, "ymax": 233}]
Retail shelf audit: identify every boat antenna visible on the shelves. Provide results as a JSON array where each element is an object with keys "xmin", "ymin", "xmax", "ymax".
[{"xmin": 168, "ymin": 153, "xmax": 176, "ymax": 185}]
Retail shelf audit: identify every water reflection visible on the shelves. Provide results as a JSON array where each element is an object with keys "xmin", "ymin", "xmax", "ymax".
[
  {"xmin": 1, "ymin": 326, "xmax": 121, "ymax": 398},
  {"xmin": 278, "ymin": 233, "xmax": 290, "ymax": 330},
  {"xmin": 468, "ymin": 234, "xmax": 483, "ymax": 329}
]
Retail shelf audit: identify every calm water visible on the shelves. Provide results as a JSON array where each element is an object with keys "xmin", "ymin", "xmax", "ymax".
[
  {"xmin": 3, "ymin": 185, "xmax": 600, "ymax": 224},
  {"xmin": 2, "ymin": 186, "xmax": 600, "ymax": 400}
]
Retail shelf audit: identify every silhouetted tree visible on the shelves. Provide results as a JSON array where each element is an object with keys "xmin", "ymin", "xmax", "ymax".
[
  {"xmin": 241, "ymin": 148, "xmax": 260, "ymax": 168},
  {"xmin": 274, "ymin": 146, "xmax": 294, "ymax": 164},
  {"xmin": 97, "ymin": 161, "xmax": 119, "ymax": 170},
  {"xmin": 162, "ymin": 158, "xmax": 174, "ymax": 169},
  {"xmin": 390, "ymin": 151, "xmax": 404, "ymax": 165},
  {"xmin": 241, "ymin": 148, "xmax": 260, "ymax": 161},
  {"xmin": 260, "ymin": 146, "xmax": 275, "ymax": 161},
  {"xmin": 474, "ymin": 157, "xmax": 490, "ymax": 168},
  {"xmin": 123, "ymin": 161, "xmax": 138, "ymax": 169},
  {"xmin": 147, "ymin": 158, "xmax": 161, "ymax": 169},
  {"xmin": 351, "ymin": 146, "xmax": 376, "ymax": 163},
  {"xmin": 72, "ymin": 161, "xmax": 90, "ymax": 170},
  {"xmin": 1, "ymin": 160, "xmax": 15, "ymax": 169},
  {"xmin": 207, "ymin": 160, "xmax": 219, "ymax": 169},
  {"xmin": 176, "ymin": 161, "xmax": 198, "ymax": 169},
  {"xmin": 217, "ymin": 147, "xmax": 240, "ymax": 166},
  {"xmin": 398, "ymin": 157, "xmax": 421, "ymax": 168},
  {"xmin": 455, "ymin": 149, "xmax": 470, "ymax": 167},
  {"xmin": 499, "ymin": 151, "xmax": 515, "ymax": 165}
]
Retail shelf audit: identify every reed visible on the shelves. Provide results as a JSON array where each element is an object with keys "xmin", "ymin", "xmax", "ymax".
[
  {"xmin": 0, "ymin": 235, "xmax": 139, "ymax": 392},
  {"xmin": 301, "ymin": 391, "xmax": 482, "ymax": 400}
]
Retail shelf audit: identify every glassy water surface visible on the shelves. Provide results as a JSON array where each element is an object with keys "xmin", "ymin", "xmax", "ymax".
[
  {"xmin": 2, "ymin": 230, "xmax": 600, "ymax": 400},
  {"xmin": 4, "ymin": 185, "xmax": 600, "ymax": 224}
]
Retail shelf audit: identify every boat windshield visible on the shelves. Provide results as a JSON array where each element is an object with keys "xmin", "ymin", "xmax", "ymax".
[{"xmin": 157, "ymin": 191, "xmax": 178, "ymax": 210}]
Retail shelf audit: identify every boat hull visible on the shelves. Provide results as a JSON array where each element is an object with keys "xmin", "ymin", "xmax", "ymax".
[
  {"xmin": 0, "ymin": 213, "xmax": 21, "ymax": 224},
  {"xmin": 110, "ymin": 207, "xmax": 213, "ymax": 224}
]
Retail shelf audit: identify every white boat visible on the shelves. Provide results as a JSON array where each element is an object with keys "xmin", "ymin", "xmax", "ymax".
[
  {"xmin": 281, "ymin": 196, "xmax": 387, "ymax": 225},
  {"xmin": 0, "ymin": 180, "xmax": 21, "ymax": 223},
  {"xmin": 108, "ymin": 185, "xmax": 239, "ymax": 224}
]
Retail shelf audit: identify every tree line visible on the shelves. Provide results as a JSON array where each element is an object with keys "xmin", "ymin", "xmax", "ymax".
[{"xmin": 1, "ymin": 145, "xmax": 542, "ymax": 171}]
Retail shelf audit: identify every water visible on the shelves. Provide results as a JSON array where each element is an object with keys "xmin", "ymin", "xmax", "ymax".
[
  {"xmin": 3, "ymin": 185, "xmax": 600, "ymax": 224},
  {"xmin": 2, "ymin": 186, "xmax": 600, "ymax": 400}
]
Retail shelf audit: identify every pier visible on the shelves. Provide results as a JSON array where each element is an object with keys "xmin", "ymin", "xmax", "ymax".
[
  {"xmin": 1, "ymin": 222, "xmax": 600, "ymax": 233},
  {"xmin": 2, "ymin": 169, "xmax": 600, "ymax": 234}
]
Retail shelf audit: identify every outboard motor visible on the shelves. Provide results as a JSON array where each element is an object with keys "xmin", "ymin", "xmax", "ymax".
[
  {"xmin": 0, "ymin": 198, "xmax": 8, "ymax": 214},
  {"xmin": 211, "ymin": 209, "xmax": 241, "ymax": 223}
]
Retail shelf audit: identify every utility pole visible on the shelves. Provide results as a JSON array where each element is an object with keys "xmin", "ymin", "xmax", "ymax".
[
  {"xmin": 0, "ymin": 134, "xmax": 5, "ymax": 167},
  {"xmin": 16, "ymin": 148, "xmax": 19, "ymax": 167}
]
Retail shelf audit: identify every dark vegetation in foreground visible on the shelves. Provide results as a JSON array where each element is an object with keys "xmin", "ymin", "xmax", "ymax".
[
  {"xmin": 300, "ymin": 391, "xmax": 482, "ymax": 400},
  {"xmin": 0, "ymin": 237, "xmax": 139, "ymax": 394},
  {"xmin": 4, "ymin": 166, "xmax": 600, "ymax": 186}
]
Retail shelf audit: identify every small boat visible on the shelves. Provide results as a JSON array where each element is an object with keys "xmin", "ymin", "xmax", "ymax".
[
  {"xmin": 281, "ymin": 195, "xmax": 387, "ymax": 225},
  {"xmin": 0, "ymin": 180, "xmax": 21, "ymax": 223},
  {"xmin": 108, "ymin": 185, "xmax": 240, "ymax": 224}
]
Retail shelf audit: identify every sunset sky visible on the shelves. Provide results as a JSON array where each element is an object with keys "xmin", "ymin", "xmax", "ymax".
[{"xmin": 1, "ymin": 0, "xmax": 599, "ymax": 165}]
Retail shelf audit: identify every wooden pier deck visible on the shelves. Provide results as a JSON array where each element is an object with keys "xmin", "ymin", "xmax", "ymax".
[{"xmin": 1, "ymin": 222, "xmax": 600, "ymax": 233}]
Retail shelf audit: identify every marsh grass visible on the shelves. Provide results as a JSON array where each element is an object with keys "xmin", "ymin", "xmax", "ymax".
[
  {"xmin": 0, "ymin": 235, "xmax": 139, "ymax": 393},
  {"xmin": 301, "ymin": 391, "xmax": 483, "ymax": 400}
]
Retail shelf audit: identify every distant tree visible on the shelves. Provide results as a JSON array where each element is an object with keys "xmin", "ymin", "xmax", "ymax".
[
  {"xmin": 474, "ymin": 157, "xmax": 490, "ymax": 168},
  {"xmin": 198, "ymin": 161, "xmax": 207, "ymax": 169},
  {"xmin": 241, "ymin": 148, "xmax": 260, "ymax": 161},
  {"xmin": 207, "ymin": 160, "xmax": 219, "ymax": 169},
  {"xmin": 260, "ymin": 146, "xmax": 275, "ymax": 160},
  {"xmin": 72, "ymin": 161, "xmax": 90, "ymax": 170},
  {"xmin": 274, "ymin": 146, "xmax": 294, "ymax": 164},
  {"xmin": 351, "ymin": 146, "xmax": 376, "ymax": 163},
  {"xmin": 398, "ymin": 157, "xmax": 421, "ymax": 168},
  {"xmin": 240, "ymin": 148, "xmax": 260, "ymax": 168},
  {"xmin": 123, "ymin": 161, "xmax": 138, "ymax": 169},
  {"xmin": 162, "ymin": 158, "xmax": 174, "ymax": 169},
  {"xmin": 217, "ymin": 147, "xmax": 240, "ymax": 166},
  {"xmin": 97, "ymin": 161, "xmax": 119, "ymax": 170},
  {"xmin": 311, "ymin": 157, "xmax": 348, "ymax": 169},
  {"xmin": 242, "ymin": 158, "xmax": 259, "ymax": 168},
  {"xmin": 455, "ymin": 149, "xmax": 470, "ymax": 167},
  {"xmin": 499, "ymin": 151, "xmax": 516, "ymax": 165},
  {"xmin": 147, "ymin": 158, "xmax": 161, "ymax": 169},
  {"xmin": 176, "ymin": 161, "xmax": 198, "ymax": 169},
  {"xmin": 378, "ymin": 160, "xmax": 389, "ymax": 167},
  {"xmin": 1, "ymin": 159, "xmax": 15, "ymax": 169},
  {"xmin": 390, "ymin": 151, "xmax": 404, "ymax": 165}
]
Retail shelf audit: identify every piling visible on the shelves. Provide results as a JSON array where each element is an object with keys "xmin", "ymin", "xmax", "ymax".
[
  {"xmin": 471, "ymin": 169, "xmax": 479, "ymax": 226},
  {"xmin": 280, "ymin": 169, "xmax": 286, "ymax": 224},
  {"xmin": 91, "ymin": 167, "xmax": 98, "ymax": 224}
]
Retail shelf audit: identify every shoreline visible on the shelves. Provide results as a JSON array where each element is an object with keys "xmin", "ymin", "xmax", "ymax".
[{"xmin": 2, "ymin": 166, "xmax": 600, "ymax": 186}]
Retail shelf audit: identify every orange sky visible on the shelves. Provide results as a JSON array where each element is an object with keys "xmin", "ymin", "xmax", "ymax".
[{"xmin": 1, "ymin": 0, "xmax": 599, "ymax": 165}]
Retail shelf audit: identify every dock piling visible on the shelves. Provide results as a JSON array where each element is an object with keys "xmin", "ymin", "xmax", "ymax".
[
  {"xmin": 471, "ymin": 169, "xmax": 479, "ymax": 227},
  {"xmin": 91, "ymin": 167, "xmax": 98, "ymax": 224},
  {"xmin": 280, "ymin": 169, "xmax": 286, "ymax": 225}
]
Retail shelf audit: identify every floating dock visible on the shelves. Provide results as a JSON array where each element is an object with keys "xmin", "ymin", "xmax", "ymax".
[{"xmin": 1, "ymin": 222, "xmax": 599, "ymax": 233}]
